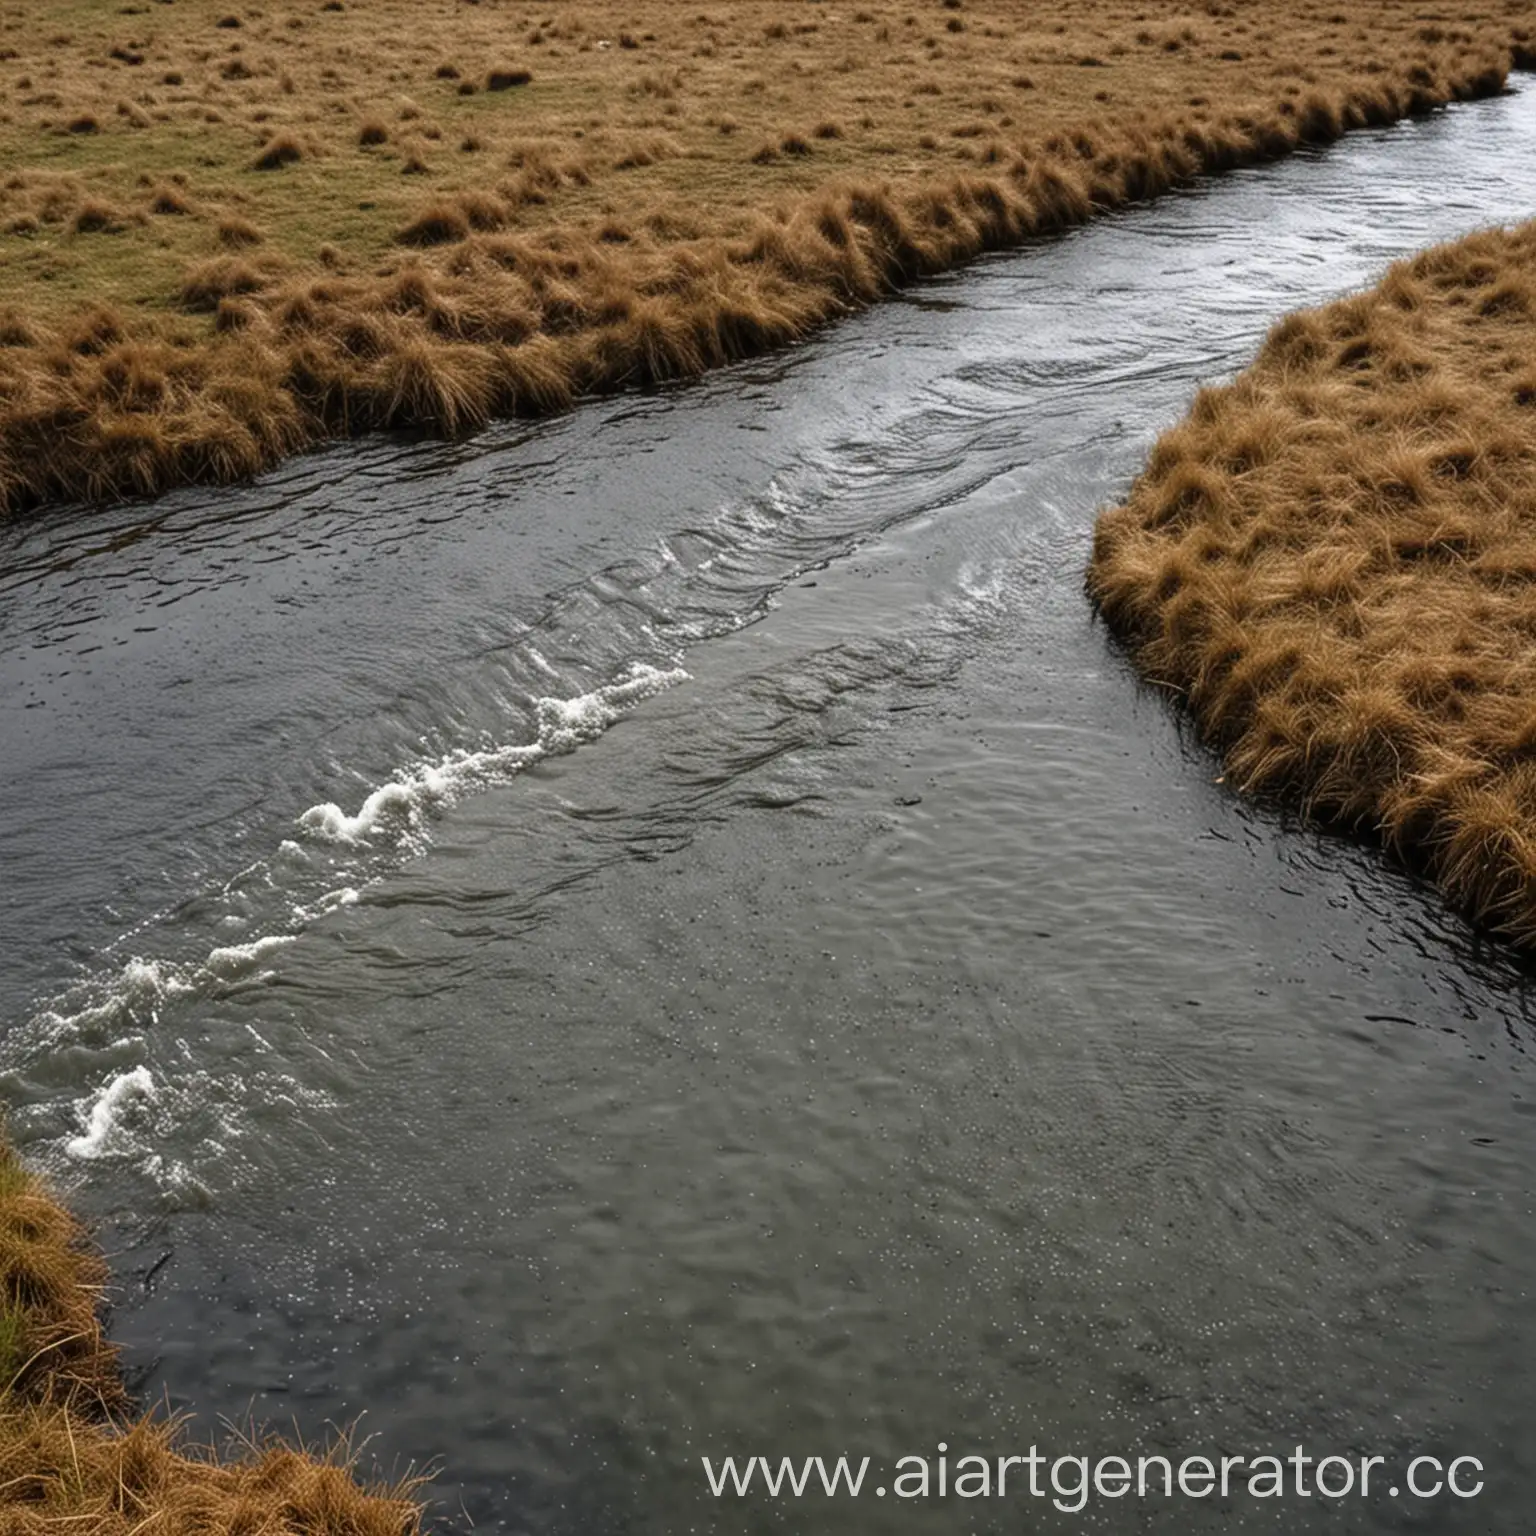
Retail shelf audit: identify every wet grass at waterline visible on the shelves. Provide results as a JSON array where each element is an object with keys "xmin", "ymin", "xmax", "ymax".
[
  {"xmin": 0, "ymin": 0, "xmax": 1531, "ymax": 517},
  {"xmin": 0, "ymin": 1139, "xmax": 426, "ymax": 1533},
  {"xmin": 1089, "ymin": 220, "xmax": 1536, "ymax": 950}
]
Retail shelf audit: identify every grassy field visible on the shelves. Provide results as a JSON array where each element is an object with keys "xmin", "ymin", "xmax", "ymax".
[
  {"xmin": 0, "ymin": 0, "xmax": 1530, "ymax": 514},
  {"xmin": 0, "ymin": 1136, "xmax": 426, "ymax": 1532},
  {"xmin": 1089, "ymin": 220, "xmax": 1536, "ymax": 948}
]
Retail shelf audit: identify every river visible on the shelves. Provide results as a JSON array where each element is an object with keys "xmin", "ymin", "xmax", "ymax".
[{"xmin": 2, "ymin": 83, "xmax": 1535, "ymax": 1536}]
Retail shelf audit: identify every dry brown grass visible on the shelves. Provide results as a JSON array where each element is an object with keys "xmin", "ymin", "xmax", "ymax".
[
  {"xmin": 0, "ymin": 1140, "xmax": 122, "ymax": 1412},
  {"xmin": 1089, "ymin": 220, "xmax": 1536, "ymax": 948},
  {"xmin": 0, "ymin": 1136, "xmax": 426, "ymax": 1533},
  {"xmin": 0, "ymin": 0, "xmax": 1530, "ymax": 515}
]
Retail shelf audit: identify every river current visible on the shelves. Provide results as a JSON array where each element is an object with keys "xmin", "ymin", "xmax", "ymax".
[{"xmin": 3, "ymin": 85, "xmax": 1536, "ymax": 1535}]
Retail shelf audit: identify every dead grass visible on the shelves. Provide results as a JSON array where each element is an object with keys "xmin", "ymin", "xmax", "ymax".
[
  {"xmin": 0, "ymin": 1136, "xmax": 427, "ymax": 1533},
  {"xmin": 1088, "ymin": 220, "xmax": 1536, "ymax": 948},
  {"xmin": 0, "ymin": 0, "xmax": 1531, "ymax": 515},
  {"xmin": 251, "ymin": 132, "xmax": 306, "ymax": 171},
  {"xmin": 0, "ymin": 1140, "xmax": 121, "ymax": 1412}
]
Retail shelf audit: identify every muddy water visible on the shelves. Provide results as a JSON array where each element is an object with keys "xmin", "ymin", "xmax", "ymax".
[{"xmin": 3, "ymin": 88, "xmax": 1536, "ymax": 1535}]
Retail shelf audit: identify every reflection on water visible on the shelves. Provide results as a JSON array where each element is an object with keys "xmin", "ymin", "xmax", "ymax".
[{"xmin": 2, "ymin": 86, "xmax": 1536, "ymax": 1535}]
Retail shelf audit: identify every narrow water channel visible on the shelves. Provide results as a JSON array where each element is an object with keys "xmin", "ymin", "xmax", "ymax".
[{"xmin": 3, "ymin": 84, "xmax": 1536, "ymax": 1536}]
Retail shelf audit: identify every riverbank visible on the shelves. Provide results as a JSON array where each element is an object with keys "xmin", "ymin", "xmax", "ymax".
[
  {"xmin": 1089, "ymin": 219, "xmax": 1536, "ymax": 948},
  {"xmin": 0, "ymin": 1138, "xmax": 425, "ymax": 1532},
  {"xmin": 0, "ymin": 0, "xmax": 1530, "ymax": 517}
]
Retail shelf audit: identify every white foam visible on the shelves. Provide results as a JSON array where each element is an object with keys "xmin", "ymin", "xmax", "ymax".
[
  {"xmin": 293, "ymin": 886, "xmax": 361, "ymax": 923},
  {"xmin": 22, "ymin": 927, "xmax": 305, "ymax": 1066},
  {"xmin": 67, "ymin": 1065, "xmax": 156, "ymax": 1160},
  {"xmin": 119, "ymin": 956, "xmax": 192, "ymax": 1005},
  {"xmin": 297, "ymin": 662, "xmax": 687, "ymax": 845},
  {"xmin": 525, "ymin": 646, "xmax": 561, "ymax": 679},
  {"xmin": 32, "ymin": 957, "xmax": 194, "ymax": 1049},
  {"xmin": 19, "ymin": 663, "xmax": 688, "ymax": 1186},
  {"xmin": 59, "ymin": 1058, "xmax": 340, "ymax": 1193},
  {"xmin": 204, "ymin": 932, "xmax": 298, "ymax": 980}
]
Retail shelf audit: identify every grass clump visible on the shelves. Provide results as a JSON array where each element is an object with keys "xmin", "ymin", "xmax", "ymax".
[
  {"xmin": 149, "ymin": 183, "xmax": 196, "ymax": 216},
  {"xmin": 1088, "ymin": 220, "xmax": 1536, "ymax": 948},
  {"xmin": 179, "ymin": 255, "xmax": 273, "ymax": 309},
  {"xmin": 217, "ymin": 213, "xmax": 265, "ymax": 248},
  {"xmin": 251, "ymin": 133, "xmax": 305, "ymax": 170},
  {"xmin": 0, "ymin": 1136, "xmax": 427, "ymax": 1531},
  {"xmin": 70, "ymin": 199, "xmax": 128, "ymax": 235},
  {"xmin": 397, "ymin": 200, "xmax": 471, "ymax": 246}
]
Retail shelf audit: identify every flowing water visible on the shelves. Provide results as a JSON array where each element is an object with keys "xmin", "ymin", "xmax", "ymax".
[{"xmin": 4, "ymin": 87, "xmax": 1536, "ymax": 1535}]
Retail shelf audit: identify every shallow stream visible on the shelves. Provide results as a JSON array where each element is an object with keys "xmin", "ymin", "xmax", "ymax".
[{"xmin": 4, "ymin": 85, "xmax": 1536, "ymax": 1535}]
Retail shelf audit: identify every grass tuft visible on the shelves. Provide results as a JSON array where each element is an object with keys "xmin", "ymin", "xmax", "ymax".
[
  {"xmin": 251, "ymin": 133, "xmax": 304, "ymax": 170},
  {"xmin": 70, "ymin": 199, "xmax": 126, "ymax": 234},
  {"xmin": 149, "ymin": 183, "xmax": 195, "ymax": 216},
  {"xmin": 217, "ymin": 214, "xmax": 264, "ymax": 248},
  {"xmin": 180, "ymin": 256, "xmax": 271, "ymax": 309}
]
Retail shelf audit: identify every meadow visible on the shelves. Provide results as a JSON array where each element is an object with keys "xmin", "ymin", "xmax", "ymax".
[
  {"xmin": 1090, "ymin": 219, "xmax": 1536, "ymax": 948},
  {"xmin": 5, "ymin": 1, "xmax": 1536, "ymax": 1524},
  {"xmin": 0, "ymin": 0, "xmax": 1530, "ymax": 514}
]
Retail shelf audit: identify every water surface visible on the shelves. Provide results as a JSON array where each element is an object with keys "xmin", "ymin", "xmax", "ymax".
[{"xmin": 3, "ymin": 86, "xmax": 1536, "ymax": 1535}]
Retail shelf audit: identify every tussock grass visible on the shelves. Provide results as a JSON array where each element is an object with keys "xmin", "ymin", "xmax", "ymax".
[
  {"xmin": 251, "ymin": 133, "xmax": 305, "ymax": 171},
  {"xmin": 179, "ymin": 255, "xmax": 277, "ymax": 309},
  {"xmin": 397, "ymin": 200, "xmax": 472, "ymax": 247},
  {"xmin": 149, "ymin": 183, "xmax": 196, "ymax": 217},
  {"xmin": 0, "ymin": 1137, "xmax": 426, "ymax": 1532},
  {"xmin": 217, "ymin": 214, "xmax": 264, "ymax": 248},
  {"xmin": 1088, "ymin": 221, "xmax": 1536, "ymax": 947},
  {"xmin": 0, "ymin": 0, "xmax": 1530, "ymax": 516},
  {"xmin": 70, "ymin": 199, "xmax": 130, "ymax": 236}
]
